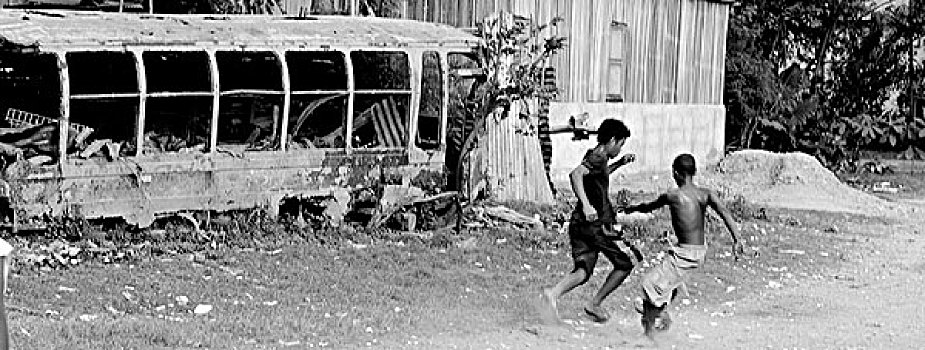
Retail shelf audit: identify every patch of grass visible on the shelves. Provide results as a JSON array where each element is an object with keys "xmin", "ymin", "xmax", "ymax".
[
  {"xmin": 842, "ymin": 170, "xmax": 925, "ymax": 201},
  {"xmin": 2, "ymin": 194, "xmax": 885, "ymax": 349}
]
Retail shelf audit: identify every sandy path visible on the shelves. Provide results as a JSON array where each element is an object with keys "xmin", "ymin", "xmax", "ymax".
[{"xmin": 371, "ymin": 204, "xmax": 924, "ymax": 350}]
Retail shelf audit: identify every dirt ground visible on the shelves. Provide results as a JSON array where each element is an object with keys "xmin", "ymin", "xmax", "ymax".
[
  {"xmin": 372, "ymin": 214, "xmax": 924, "ymax": 350},
  {"xmin": 367, "ymin": 171, "xmax": 925, "ymax": 350},
  {"xmin": 4, "ymin": 153, "xmax": 924, "ymax": 349}
]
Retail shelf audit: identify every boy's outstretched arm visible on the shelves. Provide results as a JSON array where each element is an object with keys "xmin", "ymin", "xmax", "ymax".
[
  {"xmin": 570, "ymin": 165, "xmax": 597, "ymax": 221},
  {"xmin": 607, "ymin": 153, "xmax": 636, "ymax": 174},
  {"xmin": 707, "ymin": 191, "xmax": 746, "ymax": 259},
  {"xmin": 622, "ymin": 194, "xmax": 668, "ymax": 214}
]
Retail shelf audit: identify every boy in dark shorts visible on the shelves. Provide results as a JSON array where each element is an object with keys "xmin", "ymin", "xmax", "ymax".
[
  {"xmin": 622, "ymin": 154, "xmax": 745, "ymax": 337},
  {"xmin": 541, "ymin": 119, "xmax": 641, "ymax": 323}
]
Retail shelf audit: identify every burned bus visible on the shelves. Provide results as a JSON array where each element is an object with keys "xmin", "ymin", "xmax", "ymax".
[{"xmin": 0, "ymin": 10, "xmax": 481, "ymax": 230}]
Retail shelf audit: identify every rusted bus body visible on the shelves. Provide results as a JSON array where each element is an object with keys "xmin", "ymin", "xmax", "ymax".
[{"xmin": 0, "ymin": 10, "xmax": 480, "ymax": 228}]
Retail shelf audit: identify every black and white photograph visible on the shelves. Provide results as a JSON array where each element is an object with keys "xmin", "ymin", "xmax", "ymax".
[{"xmin": 0, "ymin": 0, "xmax": 921, "ymax": 348}]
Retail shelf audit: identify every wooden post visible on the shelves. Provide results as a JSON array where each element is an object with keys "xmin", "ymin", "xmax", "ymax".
[
  {"xmin": 55, "ymin": 52, "xmax": 70, "ymax": 166},
  {"xmin": 275, "ymin": 50, "xmax": 291, "ymax": 151},
  {"xmin": 344, "ymin": 50, "xmax": 355, "ymax": 152},
  {"xmin": 0, "ymin": 238, "xmax": 12, "ymax": 350},
  {"xmin": 207, "ymin": 50, "xmax": 220, "ymax": 153},
  {"xmin": 132, "ymin": 50, "xmax": 147, "ymax": 157},
  {"xmin": 407, "ymin": 49, "xmax": 421, "ymax": 149},
  {"xmin": 439, "ymin": 50, "xmax": 449, "ymax": 148}
]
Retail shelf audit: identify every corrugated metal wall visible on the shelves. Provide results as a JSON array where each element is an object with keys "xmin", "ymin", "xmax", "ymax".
[
  {"xmin": 675, "ymin": 0, "xmax": 729, "ymax": 105},
  {"xmin": 284, "ymin": 0, "xmax": 730, "ymax": 104},
  {"xmin": 614, "ymin": 0, "xmax": 728, "ymax": 105},
  {"xmin": 467, "ymin": 103, "xmax": 556, "ymax": 203},
  {"xmin": 388, "ymin": 0, "xmax": 729, "ymax": 104},
  {"xmin": 616, "ymin": 0, "xmax": 681, "ymax": 104},
  {"xmin": 284, "ymin": 0, "xmax": 355, "ymax": 16}
]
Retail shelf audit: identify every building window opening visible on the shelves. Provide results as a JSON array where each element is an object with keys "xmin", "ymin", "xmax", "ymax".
[
  {"xmin": 144, "ymin": 97, "xmax": 212, "ymax": 153},
  {"xmin": 286, "ymin": 51, "xmax": 348, "ymax": 149},
  {"xmin": 142, "ymin": 51, "xmax": 212, "ymax": 154},
  {"xmin": 350, "ymin": 51, "xmax": 411, "ymax": 148},
  {"xmin": 66, "ymin": 51, "xmax": 139, "ymax": 158},
  {"xmin": 215, "ymin": 51, "xmax": 284, "ymax": 151},
  {"xmin": 416, "ymin": 51, "xmax": 443, "ymax": 150},
  {"xmin": 0, "ymin": 53, "xmax": 62, "ymax": 163}
]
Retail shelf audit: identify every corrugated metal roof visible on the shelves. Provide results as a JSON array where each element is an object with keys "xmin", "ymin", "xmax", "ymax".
[{"xmin": 0, "ymin": 10, "xmax": 480, "ymax": 50}]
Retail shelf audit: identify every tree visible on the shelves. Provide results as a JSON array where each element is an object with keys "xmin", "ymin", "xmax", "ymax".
[
  {"xmin": 725, "ymin": 0, "xmax": 925, "ymax": 171},
  {"xmin": 450, "ymin": 12, "xmax": 564, "ymax": 203}
]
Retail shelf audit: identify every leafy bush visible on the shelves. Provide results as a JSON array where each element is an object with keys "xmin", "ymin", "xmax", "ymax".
[{"xmin": 725, "ymin": 0, "xmax": 925, "ymax": 171}]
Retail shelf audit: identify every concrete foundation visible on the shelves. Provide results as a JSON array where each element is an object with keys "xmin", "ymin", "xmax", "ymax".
[{"xmin": 549, "ymin": 102, "xmax": 726, "ymax": 185}]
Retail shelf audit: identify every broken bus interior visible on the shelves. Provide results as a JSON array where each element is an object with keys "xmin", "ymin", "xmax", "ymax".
[{"xmin": 0, "ymin": 10, "xmax": 481, "ymax": 230}]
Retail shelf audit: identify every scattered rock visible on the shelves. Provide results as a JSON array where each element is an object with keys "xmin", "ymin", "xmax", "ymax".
[
  {"xmin": 106, "ymin": 305, "xmax": 123, "ymax": 315},
  {"xmin": 780, "ymin": 249, "xmax": 806, "ymax": 255},
  {"xmin": 278, "ymin": 340, "xmax": 301, "ymax": 347},
  {"xmin": 456, "ymin": 237, "xmax": 478, "ymax": 250},
  {"xmin": 193, "ymin": 304, "xmax": 212, "ymax": 315},
  {"xmin": 871, "ymin": 182, "xmax": 900, "ymax": 194}
]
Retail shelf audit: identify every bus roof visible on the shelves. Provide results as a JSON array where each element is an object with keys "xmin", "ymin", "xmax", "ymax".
[{"xmin": 0, "ymin": 10, "xmax": 480, "ymax": 50}]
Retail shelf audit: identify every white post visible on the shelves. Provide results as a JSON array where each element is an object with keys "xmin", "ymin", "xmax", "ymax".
[
  {"xmin": 207, "ymin": 50, "xmax": 221, "ymax": 153},
  {"xmin": 55, "ymin": 52, "xmax": 70, "ymax": 165},
  {"xmin": 344, "ymin": 50, "xmax": 355, "ymax": 152},
  {"xmin": 275, "ymin": 50, "xmax": 291, "ymax": 151},
  {"xmin": 0, "ymin": 238, "xmax": 12, "ymax": 350},
  {"xmin": 132, "ymin": 50, "xmax": 147, "ymax": 157}
]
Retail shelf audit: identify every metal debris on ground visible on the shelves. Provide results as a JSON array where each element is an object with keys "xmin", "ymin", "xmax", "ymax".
[
  {"xmin": 13, "ymin": 239, "xmax": 142, "ymax": 269},
  {"xmin": 455, "ymin": 237, "xmax": 478, "ymax": 250},
  {"xmin": 468, "ymin": 205, "xmax": 544, "ymax": 229},
  {"xmin": 871, "ymin": 181, "xmax": 901, "ymax": 193},
  {"xmin": 1, "ymin": 108, "xmax": 114, "ymax": 164}
]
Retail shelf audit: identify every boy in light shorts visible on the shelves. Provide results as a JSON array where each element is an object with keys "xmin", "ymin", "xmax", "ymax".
[{"xmin": 622, "ymin": 154, "xmax": 745, "ymax": 337}]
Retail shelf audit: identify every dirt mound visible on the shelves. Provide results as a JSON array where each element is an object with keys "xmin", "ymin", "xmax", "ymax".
[{"xmin": 701, "ymin": 150, "xmax": 903, "ymax": 216}]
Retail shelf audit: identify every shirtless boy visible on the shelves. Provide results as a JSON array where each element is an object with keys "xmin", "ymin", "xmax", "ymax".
[
  {"xmin": 622, "ymin": 153, "xmax": 745, "ymax": 337},
  {"xmin": 541, "ymin": 119, "xmax": 641, "ymax": 323}
]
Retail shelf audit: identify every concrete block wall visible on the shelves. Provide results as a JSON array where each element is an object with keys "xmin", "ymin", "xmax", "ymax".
[{"xmin": 548, "ymin": 102, "xmax": 726, "ymax": 185}]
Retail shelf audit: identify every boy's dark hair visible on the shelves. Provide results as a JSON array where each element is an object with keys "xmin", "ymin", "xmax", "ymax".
[
  {"xmin": 597, "ymin": 119, "xmax": 631, "ymax": 144},
  {"xmin": 673, "ymin": 154, "xmax": 697, "ymax": 176}
]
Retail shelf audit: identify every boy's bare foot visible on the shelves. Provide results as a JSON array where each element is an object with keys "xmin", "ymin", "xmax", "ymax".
[
  {"xmin": 537, "ymin": 288, "xmax": 560, "ymax": 324},
  {"xmin": 653, "ymin": 311, "xmax": 671, "ymax": 332},
  {"xmin": 640, "ymin": 299, "xmax": 662, "ymax": 338},
  {"xmin": 584, "ymin": 304, "xmax": 610, "ymax": 323}
]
